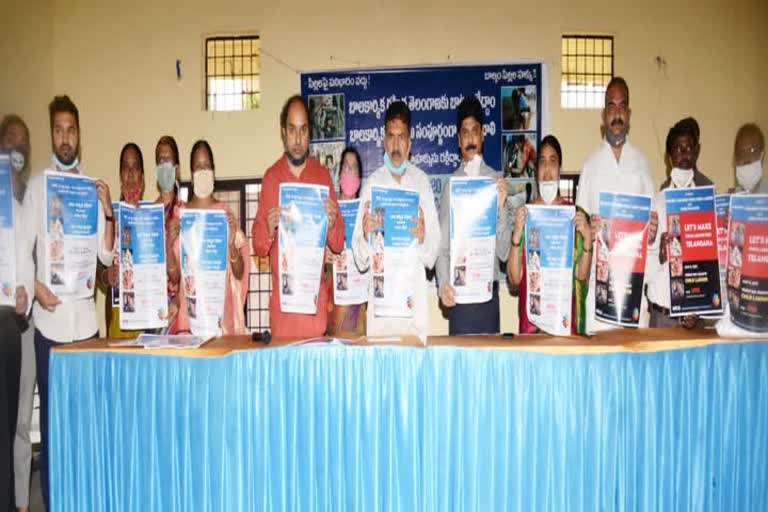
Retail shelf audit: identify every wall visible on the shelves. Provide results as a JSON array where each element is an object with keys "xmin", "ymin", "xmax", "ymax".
[{"xmin": 3, "ymin": 0, "xmax": 767, "ymax": 335}]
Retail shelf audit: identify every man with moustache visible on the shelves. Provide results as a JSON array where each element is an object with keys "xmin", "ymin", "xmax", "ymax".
[
  {"xmin": 252, "ymin": 94, "xmax": 344, "ymax": 339},
  {"xmin": 575, "ymin": 77, "xmax": 658, "ymax": 333},
  {"xmin": 436, "ymin": 96, "xmax": 510, "ymax": 335}
]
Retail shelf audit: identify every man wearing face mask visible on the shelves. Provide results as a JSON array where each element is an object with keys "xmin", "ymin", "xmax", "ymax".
[
  {"xmin": 646, "ymin": 121, "xmax": 714, "ymax": 329},
  {"xmin": 351, "ymin": 101, "xmax": 441, "ymax": 342},
  {"xmin": 22, "ymin": 95, "xmax": 115, "ymax": 508},
  {"xmin": 0, "ymin": 114, "xmax": 34, "ymax": 511},
  {"xmin": 575, "ymin": 77, "xmax": 658, "ymax": 333},
  {"xmin": 436, "ymin": 96, "xmax": 510, "ymax": 335},
  {"xmin": 732, "ymin": 123, "xmax": 766, "ymax": 194},
  {"xmin": 252, "ymin": 95, "xmax": 344, "ymax": 339}
]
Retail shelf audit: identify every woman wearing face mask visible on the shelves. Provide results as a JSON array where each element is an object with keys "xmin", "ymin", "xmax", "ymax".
[
  {"xmin": 325, "ymin": 147, "xmax": 366, "ymax": 337},
  {"xmin": 99, "ymin": 143, "xmax": 146, "ymax": 338},
  {"xmin": 166, "ymin": 140, "xmax": 251, "ymax": 335},
  {"xmin": 507, "ymin": 135, "xmax": 592, "ymax": 334},
  {"xmin": 153, "ymin": 136, "xmax": 185, "ymax": 331}
]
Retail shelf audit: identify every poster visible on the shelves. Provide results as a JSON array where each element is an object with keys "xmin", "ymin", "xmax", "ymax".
[
  {"xmin": 333, "ymin": 199, "xmax": 368, "ymax": 305},
  {"xmin": 595, "ymin": 192, "xmax": 651, "ymax": 326},
  {"xmin": 0, "ymin": 155, "xmax": 15, "ymax": 307},
  {"xmin": 180, "ymin": 209, "xmax": 228, "ymax": 337},
  {"xmin": 525, "ymin": 205, "xmax": 575, "ymax": 335},
  {"xmin": 703, "ymin": 193, "xmax": 731, "ymax": 319},
  {"xmin": 44, "ymin": 170, "xmax": 99, "ymax": 301},
  {"xmin": 726, "ymin": 194, "xmax": 768, "ymax": 332},
  {"xmin": 118, "ymin": 202, "xmax": 168, "ymax": 330},
  {"xmin": 278, "ymin": 183, "xmax": 329, "ymax": 314},
  {"xmin": 449, "ymin": 177, "xmax": 497, "ymax": 304},
  {"xmin": 370, "ymin": 185, "xmax": 419, "ymax": 317},
  {"xmin": 664, "ymin": 185, "xmax": 722, "ymax": 317}
]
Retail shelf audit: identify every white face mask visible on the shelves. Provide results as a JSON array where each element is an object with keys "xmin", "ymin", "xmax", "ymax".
[
  {"xmin": 464, "ymin": 154, "xmax": 482, "ymax": 177},
  {"xmin": 670, "ymin": 167, "xmax": 694, "ymax": 189},
  {"xmin": 10, "ymin": 150, "xmax": 25, "ymax": 173},
  {"xmin": 538, "ymin": 180, "xmax": 559, "ymax": 204},
  {"xmin": 736, "ymin": 157, "xmax": 763, "ymax": 192},
  {"xmin": 193, "ymin": 169, "xmax": 215, "ymax": 199}
]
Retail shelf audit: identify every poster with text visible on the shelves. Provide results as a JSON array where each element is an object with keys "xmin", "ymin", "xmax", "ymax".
[
  {"xmin": 595, "ymin": 192, "xmax": 651, "ymax": 326},
  {"xmin": 333, "ymin": 199, "xmax": 368, "ymax": 305},
  {"xmin": 0, "ymin": 156, "xmax": 15, "ymax": 307},
  {"xmin": 664, "ymin": 186, "xmax": 722, "ymax": 317}
]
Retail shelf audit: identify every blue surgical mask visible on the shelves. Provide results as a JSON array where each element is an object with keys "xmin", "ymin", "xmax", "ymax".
[
  {"xmin": 384, "ymin": 152, "xmax": 408, "ymax": 176},
  {"xmin": 156, "ymin": 162, "xmax": 177, "ymax": 193},
  {"xmin": 52, "ymin": 153, "xmax": 79, "ymax": 172}
]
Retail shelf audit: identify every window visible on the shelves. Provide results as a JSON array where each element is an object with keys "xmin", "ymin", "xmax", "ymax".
[
  {"xmin": 180, "ymin": 178, "xmax": 271, "ymax": 333},
  {"xmin": 561, "ymin": 35, "xmax": 614, "ymax": 109},
  {"xmin": 205, "ymin": 35, "xmax": 261, "ymax": 112}
]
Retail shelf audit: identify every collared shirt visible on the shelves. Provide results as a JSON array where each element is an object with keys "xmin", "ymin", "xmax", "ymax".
[
  {"xmin": 576, "ymin": 139, "xmax": 656, "ymax": 333},
  {"xmin": 26, "ymin": 167, "xmax": 115, "ymax": 342},
  {"xmin": 351, "ymin": 163, "xmax": 441, "ymax": 342},
  {"xmin": 251, "ymin": 155, "xmax": 344, "ymax": 339},
  {"xmin": 435, "ymin": 158, "xmax": 510, "ymax": 288}
]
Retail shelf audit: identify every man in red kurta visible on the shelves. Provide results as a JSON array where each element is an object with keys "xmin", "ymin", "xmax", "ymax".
[{"xmin": 252, "ymin": 95, "xmax": 344, "ymax": 339}]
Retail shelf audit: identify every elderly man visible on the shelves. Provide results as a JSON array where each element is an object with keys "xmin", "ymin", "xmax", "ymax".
[
  {"xmin": 732, "ymin": 123, "xmax": 766, "ymax": 194},
  {"xmin": 436, "ymin": 96, "xmax": 509, "ymax": 335},
  {"xmin": 352, "ymin": 101, "xmax": 440, "ymax": 342}
]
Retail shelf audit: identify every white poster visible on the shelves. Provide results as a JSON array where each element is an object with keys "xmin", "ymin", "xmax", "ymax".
[
  {"xmin": 333, "ymin": 199, "xmax": 368, "ymax": 305},
  {"xmin": 0, "ymin": 155, "xmax": 15, "ymax": 307},
  {"xmin": 180, "ymin": 209, "xmax": 228, "ymax": 337},
  {"xmin": 44, "ymin": 170, "xmax": 99, "ymax": 301},
  {"xmin": 449, "ymin": 177, "xmax": 497, "ymax": 304},
  {"xmin": 119, "ymin": 203, "xmax": 169, "ymax": 330},
  {"xmin": 370, "ymin": 185, "xmax": 419, "ymax": 318}
]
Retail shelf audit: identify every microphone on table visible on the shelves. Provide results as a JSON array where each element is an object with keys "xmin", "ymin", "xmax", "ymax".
[{"xmin": 251, "ymin": 330, "xmax": 271, "ymax": 345}]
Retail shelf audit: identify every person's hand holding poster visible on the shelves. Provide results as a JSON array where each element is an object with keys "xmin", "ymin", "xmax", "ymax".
[
  {"xmin": 0, "ymin": 156, "xmax": 15, "ymax": 307},
  {"xmin": 595, "ymin": 192, "xmax": 651, "ymax": 326},
  {"xmin": 180, "ymin": 209, "xmax": 228, "ymax": 337},
  {"xmin": 44, "ymin": 170, "xmax": 99, "ymax": 301},
  {"xmin": 334, "ymin": 199, "xmax": 368, "ymax": 305},
  {"xmin": 370, "ymin": 185, "xmax": 419, "ymax": 318},
  {"xmin": 119, "ymin": 203, "xmax": 168, "ymax": 330},
  {"xmin": 664, "ymin": 186, "xmax": 722, "ymax": 317},
  {"xmin": 449, "ymin": 177, "xmax": 498, "ymax": 304},
  {"xmin": 278, "ymin": 183, "xmax": 329, "ymax": 314},
  {"xmin": 525, "ymin": 205, "xmax": 575, "ymax": 335}
]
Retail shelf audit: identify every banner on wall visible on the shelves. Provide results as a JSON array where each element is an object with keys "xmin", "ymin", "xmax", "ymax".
[
  {"xmin": 44, "ymin": 170, "xmax": 99, "ymax": 301},
  {"xmin": 524, "ymin": 204, "xmax": 575, "ymax": 335},
  {"xmin": 370, "ymin": 185, "xmax": 419, "ymax": 318},
  {"xmin": 333, "ymin": 199, "xmax": 368, "ymax": 305},
  {"xmin": 180, "ymin": 209, "xmax": 228, "ymax": 338},
  {"xmin": 278, "ymin": 183, "xmax": 329, "ymax": 314},
  {"xmin": 664, "ymin": 186, "xmax": 722, "ymax": 317},
  {"xmin": 449, "ymin": 177, "xmax": 498, "ymax": 304},
  {"xmin": 725, "ymin": 194, "xmax": 768, "ymax": 332},
  {"xmin": 118, "ymin": 202, "xmax": 168, "ymax": 330},
  {"xmin": 0, "ymin": 156, "xmax": 15, "ymax": 307},
  {"xmin": 594, "ymin": 192, "xmax": 651, "ymax": 327}
]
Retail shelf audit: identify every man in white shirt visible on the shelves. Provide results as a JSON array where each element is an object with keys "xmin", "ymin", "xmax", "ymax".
[
  {"xmin": 575, "ymin": 77, "xmax": 658, "ymax": 333},
  {"xmin": 24, "ymin": 95, "xmax": 115, "ymax": 508},
  {"xmin": 352, "ymin": 101, "xmax": 441, "ymax": 342},
  {"xmin": 436, "ymin": 96, "xmax": 509, "ymax": 335},
  {"xmin": 647, "ymin": 120, "xmax": 714, "ymax": 329},
  {"xmin": 732, "ymin": 123, "xmax": 767, "ymax": 194}
]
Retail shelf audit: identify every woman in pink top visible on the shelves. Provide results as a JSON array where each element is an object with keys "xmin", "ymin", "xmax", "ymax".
[{"xmin": 167, "ymin": 140, "xmax": 251, "ymax": 335}]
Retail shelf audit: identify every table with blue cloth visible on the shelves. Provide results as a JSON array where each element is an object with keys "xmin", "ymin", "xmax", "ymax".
[{"xmin": 49, "ymin": 329, "xmax": 767, "ymax": 511}]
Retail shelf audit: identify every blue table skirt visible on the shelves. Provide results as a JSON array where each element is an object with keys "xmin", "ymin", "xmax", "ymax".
[{"xmin": 50, "ymin": 342, "xmax": 768, "ymax": 511}]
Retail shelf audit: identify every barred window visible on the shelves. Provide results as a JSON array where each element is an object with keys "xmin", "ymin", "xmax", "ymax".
[
  {"xmin": 561, "ymin": 35, "xmax": 614, "ymax": 109},
  {"xmin": 205, "ymin": 35, "xmax": 261, "ymax": 111}
]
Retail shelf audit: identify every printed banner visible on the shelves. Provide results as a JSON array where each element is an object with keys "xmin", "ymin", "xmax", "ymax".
[
  {"xmin": 525, "ymin": 205, "xmax": 575, "ymax": 335},
  {"xmin": 333, "ymin": 199, "xmax": 368, "ymax": 305},
  {"xmin": 0, "ymin": 156, "xmax": 15, "ymax": 307},
  {"xmin": 118, "ymin": 203, "xmax": 168, "ymax": 330},
  {"xmin": 44, "ymin": 170, "xmax": 99, "ymax": 301},
  {"xmin": 449, "ymin": 177, "xmax": 497, "ymax": 304},
  {"xmin": 595, "ymin": 192, "xmax": 651, "ymax": 326},
  {"xmin": 180, "ymin": 209, "xmax": 228, "ymax": 337},
  {"xmin": 664, "ymin": 186, "xmax": 722, "ymax": 317},
  {"xmin": 370, "ymin": 185, "xmax": 419, "ymax": 317},
  {"xmin": 279, "ymin": 183, "xmax": 329, "ymax": 314},
  {"xmin": 703, "ymin": 193, "xmax": 731, "ymax": 319},
  {"xmin": 726, "ymin": 194, "xmax": 768, "ymax": 332}
]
